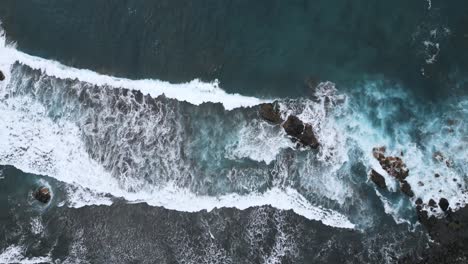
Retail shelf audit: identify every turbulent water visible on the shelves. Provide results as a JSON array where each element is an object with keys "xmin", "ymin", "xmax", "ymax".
[{"xmin": 0, "ymin": 1, "xmax": 467, "ymax": 263}]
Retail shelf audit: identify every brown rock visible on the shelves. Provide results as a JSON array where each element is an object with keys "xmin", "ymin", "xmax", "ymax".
[
  {"xmin": 282, "ymin": 115, "xmax": 304, "ymax": 137},
  {"xmin": 370, "ymin": 169, "xmax": 386, "ymax": 189},
  {"xmin": 259, "ymin": 103, "xmax": 283, "ymax": 124},
  {"xmin": 282, "ymin": 115, "xmax": 319, "ymax": 148},
  {"xmin": 34, "ymin": 187, "xmax": 51, "ymax": 203}
]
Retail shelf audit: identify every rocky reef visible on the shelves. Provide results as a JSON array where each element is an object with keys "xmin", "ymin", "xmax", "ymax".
[
  {"xmin": 370, "ymin": 146, "xmax": 413, "ymax": 197},
  {"xmin": 259, "ymin": 103, "xmax": 319, "ymax": 149}
]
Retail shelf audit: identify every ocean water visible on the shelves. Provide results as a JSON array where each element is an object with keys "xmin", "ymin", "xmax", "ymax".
[{"xmin": 0, "ymin": 1, "xmax": 467, "ymax": 263}]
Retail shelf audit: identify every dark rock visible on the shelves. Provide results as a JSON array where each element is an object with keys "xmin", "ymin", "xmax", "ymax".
[
  {"xmin": 415, "ymin": 198, "xmax": 423, "ymax": 205},
  {"xmin": 371, "ymin": 147, "xmax": 409, "ymax": 182},
  {"xmin": 400, "ymin": 181, "xmax": 414, "ymax": 197},
  {"xmin": 282, "ymin": 115, "xmax": 319, "ymax": 148},
  {"xmin": 34, "ymin": 187, "xmax": 51, "ymax": 203},
  {"xmin": 378, "ymin": 156, "xmax": 409, "ymax": 181},
  {"xmin": 282, "ymin": 115, "xmax": 304, "ymax": 137},
  {"xmin": 406, "ymin": 204, "xmax": 468, "ymax": 263},
  {"xmin": 428, "ymin": 199, "xmax": 437, "ymax": 208},
  {"xmin": 259, "ymin": 103, "xmax": 283, "ymax": 124},
  {"xmin": 301, "ymin": 124, "xmax": 319, "ymax": 148},
  {"xmin": 439, "ymin": 198, "xmax": 449, "ymax": 211},
  {"xmin": 435, "ymin": 173, "xmax": 440, "ymax": 178},
  {"xmin": 0, "ymin": 70, "xmax": 4, "ymax": 81},
  {"xmin": 370, "ymin": 169, "xmax": 386, "ymax": 189}
]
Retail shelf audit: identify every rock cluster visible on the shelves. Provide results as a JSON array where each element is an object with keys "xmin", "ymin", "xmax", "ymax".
[
  {"xmin": 34, "ymin": 186, "xmax": 51, "ymax": 203},
  {"xmin": 282, "ymin": 116, "xmax": 319, "ymax": 148},
  {"xmin": 258, "ymin": 103, "xmax": 319, "ymax": 149},
  {"xmin": 371, "ymin": 146, "xmax": 413, "ymax": 197}
]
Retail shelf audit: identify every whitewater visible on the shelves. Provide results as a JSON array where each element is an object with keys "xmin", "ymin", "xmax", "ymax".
[
  {"xmin": 1, "ymin": 21, "xmax": 467, "ymax": 232},
  {"xmin": 0, "ymin": 28, "xmax": 356, "ymax": 229}
]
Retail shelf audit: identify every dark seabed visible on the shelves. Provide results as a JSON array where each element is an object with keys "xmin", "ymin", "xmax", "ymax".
[{"xmin": 0, "ymin": 0, "xmax": 467, "ymax": 263}]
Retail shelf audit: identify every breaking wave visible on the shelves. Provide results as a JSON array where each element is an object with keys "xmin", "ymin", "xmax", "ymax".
[
  {"xmin": 0, "ymin": 22, "xmax": 466, "ymax": 232},
  {"xmin": 0, "ymin": 30, "xmax": 357, "ymax": 229}
]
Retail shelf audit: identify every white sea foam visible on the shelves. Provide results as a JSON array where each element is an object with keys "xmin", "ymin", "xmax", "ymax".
[
  {"xmin": 30, "ymin": 217, "xmax": 44, "ymax": 235},
  {"xmin": 224, "ymin": 119, "xmax": 292, "ymax": 164},
  {"xmin": 0, "ymin": 95, "xmax": 354, "ymax": 229},
  {"xmin": 344, "ymin": 81, "xmax": 468, "ymax": 217},
  {"xmin": 0, "ymin": 245, "xmax": 51, "ymax": 264},
  {"xmin": 0, "ymin": 28, "xmax": 267, "ymax": 110}
]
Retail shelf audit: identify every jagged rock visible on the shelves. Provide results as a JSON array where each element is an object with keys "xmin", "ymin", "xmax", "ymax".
[
  {"xmin": 259, "ymin": 103, "xmax": 283, "ymax": 124},
  {"xmin": 401, "ymin": 181, "xmax": 414, "ymax": 197},
  {"xmin": 282, "ymin": 115, "xmax": 319, "ymax": 148},
  {"xmin": 0, "ymin": 70, "xmax": 4, "ymax": 81},
  {"xmin": 408, "ymin": 204, "xmax": 468, "ymax": 263},
  {"xmin": 372, "ymin": 147, "xmax": 409, "ymax": 181},
  {"xmin": 379, "ymin": 156, "xmax": 409, "ymax": 181},
  {"xmin": 428, "ymin": 199, "xmax": 437, "ymax": 208},
  {"xmin": 439, "ymin": 198, "xmax": 449, "ymax": 211},
  {"xmin": 34, "ymin": 187, "xmax": 51, "ymax": 203},
  {"xmin": 370, "ymin": 169, "xmax": 386, "ymax": 189}
]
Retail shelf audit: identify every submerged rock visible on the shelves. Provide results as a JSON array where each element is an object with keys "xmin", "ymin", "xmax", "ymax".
[
  {"xmin": 34, "ymin": 187, "xmax": 51, "ymax": 203},
  {"xmin": 439, "ymin": 198, "xmax": 449, "ymax": 211},
  {"xmin": 370, "ymin": 169, "xmax": 386, "ymax": 189},
  {"xmin": 0, "ymin": 70, "xmax": 4, "ymax": 81},
  {"xmin": 259, "ymin": 103, "xmax": 282, "ymax": 124},
  {"xmin": 282, "ymin": 115, "xmax": 319, "ymax": 148}
]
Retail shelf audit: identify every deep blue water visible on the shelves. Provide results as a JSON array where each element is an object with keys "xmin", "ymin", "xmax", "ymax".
[{"xmin": 1, "ymin": 0, "xmax": 467, "ymax": 98}]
